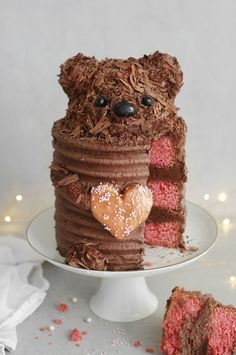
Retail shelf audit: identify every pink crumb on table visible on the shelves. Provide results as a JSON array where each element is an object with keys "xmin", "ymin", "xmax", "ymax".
[
  {"xmin": 57, "ymin": 303, "xmax": 69, "ymax": 312},
  {"xmin": 70, "ymin": 328, "xmax": 82, "ymax": 342},
  {"xmin": 144, "ymin": 221, "xmax": 181, "ymax": 247},
  {"xmin": 147, "ymin": 180, "xmax": 181, "ymax": 211},
  {"xmin": 150, "ymin": 136, "xmax": 175, "ymax": 168},
  {"xmin": 145, "ymin": 347, "xmax": 154, "ymax": 353},
  {"xmin": 53, "ymin": 319, "xmax": 62, "ymax": 325},
  {"xmin": 133, "ymin": 340, "xmax": 142, "ymax": 347}
]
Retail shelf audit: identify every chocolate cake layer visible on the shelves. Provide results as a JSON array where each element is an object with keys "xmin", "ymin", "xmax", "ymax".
[
  {"xmin": 147, "ymin": 206, "xmax": 186, "ymax": 223},
  {"xmin": 149, "ymin": 162, "xmax": 187, "ymax": 182}
]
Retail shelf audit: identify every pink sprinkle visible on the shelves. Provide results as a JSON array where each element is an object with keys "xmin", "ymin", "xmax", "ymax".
[
  {"xmin": 39, "ymin": 328, "xmax": 45, "ymax": 332},
  {"xmin": 133, "ymin": 340, "xmax": 142, "ymax": 347},
  {"xmin": 57, "ymin": 303, "xmax": 69, "ymax": 312},
  {"xmin": 70, "ymin": 328, "xmax": 82, "ymax": 342},
  {"xmin": 146, "ymin": 347, "xmax": 154, "ymax": 353},
  {"xmin": 53, "ymin": 319, "xmax": 62, "ymax": 325}
]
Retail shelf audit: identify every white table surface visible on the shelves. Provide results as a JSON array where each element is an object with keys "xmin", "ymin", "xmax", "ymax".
[{"xmin": 14, "ymin": 215, "xmax": 236, "ymax": 355}]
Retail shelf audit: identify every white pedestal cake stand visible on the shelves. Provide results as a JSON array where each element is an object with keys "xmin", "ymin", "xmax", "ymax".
[{"xmin": 27, "ymin": 202, "xmax": 218, "ymax": 322}]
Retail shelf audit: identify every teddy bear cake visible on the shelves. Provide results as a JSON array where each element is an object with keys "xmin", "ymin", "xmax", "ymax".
[{"xmin": 50, "ymin": 51, "xmax": 187, "ymax": 271}]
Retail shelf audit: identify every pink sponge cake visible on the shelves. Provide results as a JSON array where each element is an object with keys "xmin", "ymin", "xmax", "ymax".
[
  {"xmin": 160, "ymin": 287, "xmax": 236, "ymax": 354},
  {"xmin": 145, "ymin": 119, "xmax": 186, "ymax": 248}
]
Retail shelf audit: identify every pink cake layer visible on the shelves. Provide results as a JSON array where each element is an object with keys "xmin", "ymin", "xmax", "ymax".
[
  {"xmin": 150, "ymin": 136, "xmax": 175, "ymax": 168},
  {"xmin": 160, "ymin": 289, "xmax": 205, "ymax": 355},
  {"xmin": 144, "ymin": 221, "xmax": 183, "ymax": 248},
  {"xmin": 147, "ymin": 180, "xmax": 182, "ymax": 211},
  {"xmin": 207, "ymin": 307, "xmax": 236, "ymax": 354}
]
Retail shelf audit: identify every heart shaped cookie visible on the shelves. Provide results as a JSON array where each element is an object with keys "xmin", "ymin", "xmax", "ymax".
[{"xmin": 91, "ymin": 183, "xmax": 153, "ymax": 240}]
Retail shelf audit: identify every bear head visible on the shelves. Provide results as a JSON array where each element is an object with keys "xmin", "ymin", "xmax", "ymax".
[{"xmin": 58, "ymin": 52, "xmax": 183, "ymax": 145}]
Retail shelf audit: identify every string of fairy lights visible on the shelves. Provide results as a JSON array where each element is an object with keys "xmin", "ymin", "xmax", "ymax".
[
  {"xmin": 2, "ymin": 192, "xmax": 231, "ymax": 225},
  {"xmin": 204, "ymin": 192, "xmax": 230, "ymax": 225},
  {"xmin": 4, "ymin": 194, "xmax": 23, "ymax": 223},
  {"xmin": 2, "ymin": 192, "xmax": 232, "ymax": 226}
]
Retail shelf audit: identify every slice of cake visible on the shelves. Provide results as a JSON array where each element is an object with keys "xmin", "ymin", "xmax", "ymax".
[
  {"xmin": 50, "ymin": 51, "xmax": 186, "ymax": 271},
  {"xmin": 160, "ymin": 287, "xmax": 236, "ymax": 354}
]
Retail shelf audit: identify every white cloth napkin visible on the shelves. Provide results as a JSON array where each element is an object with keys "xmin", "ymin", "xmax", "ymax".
[{"xmin": 0, "ymin": 236, "xmax": 49, "ymax": 355}]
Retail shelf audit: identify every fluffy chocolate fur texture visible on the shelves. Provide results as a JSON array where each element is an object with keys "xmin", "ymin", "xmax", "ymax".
[{"xmin": 54, "ymin": 51, "xmax": 184, "ymax": 146}]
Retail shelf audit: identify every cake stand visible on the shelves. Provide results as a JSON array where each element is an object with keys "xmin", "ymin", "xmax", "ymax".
[{"xmin": 27, "ymin": 202, "xmax": 218, "ymax": 322}]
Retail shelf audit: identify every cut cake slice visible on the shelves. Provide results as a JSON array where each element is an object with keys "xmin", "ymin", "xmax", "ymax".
[{"xmin": 160, "ymin": 287, "xmax": 236, "ymax": 355}]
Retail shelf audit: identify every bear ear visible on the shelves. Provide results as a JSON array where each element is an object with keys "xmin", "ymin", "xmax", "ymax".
[
  {"xmin": 59, "ymin": 53, "xmax": 98, "ymax": 97},
  {"xmin": 139, "ymin": 51, "xmax": 183, "ymax": 100}
]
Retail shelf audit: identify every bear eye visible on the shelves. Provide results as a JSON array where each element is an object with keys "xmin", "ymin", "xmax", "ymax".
[
  {"xmin": 141, "ymin": 96, "xmax": 153, "ymax": 106},
  {"xmin": 95, "ymin": 96, "xmax": 108, "ymax": 107}
]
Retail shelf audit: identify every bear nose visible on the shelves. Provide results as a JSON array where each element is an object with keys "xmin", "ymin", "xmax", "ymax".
[{"xmin": 113, "ymin": 101, "xmax": 136, "ymax": 118}]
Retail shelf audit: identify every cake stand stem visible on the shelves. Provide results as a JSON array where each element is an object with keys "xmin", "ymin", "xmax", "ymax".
[{"xmin": 90, "ymin": 276, "xmax": 158, "ymax": 322}]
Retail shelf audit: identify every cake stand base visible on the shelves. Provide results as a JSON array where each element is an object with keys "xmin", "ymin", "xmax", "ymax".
[
  {"xmin": 90, "ymin": 277, "xmax": 158, "ymax": 322},
  {"xmin": 27, "ymin": 202, "xmax": 218, "ymax": 322}
]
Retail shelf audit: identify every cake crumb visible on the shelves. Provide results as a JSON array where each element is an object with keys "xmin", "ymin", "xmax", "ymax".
[
  {"xmin": 133, "ymin": 340, "xmax": 142, "ymax": 347},
  {"xmin": 57, "ymin": 303, "xmax": 69, "ymax": 312},
  {"xmin": 146, "ymin": 347, "xmax": 154, "ymax": 353},
  {"xmin": 53, "ymin": 319, "xmax": 62, "ymax": 325},
  {"xmin": 70, "ymin": 328, "xmax": 82, "ymax": 342}
]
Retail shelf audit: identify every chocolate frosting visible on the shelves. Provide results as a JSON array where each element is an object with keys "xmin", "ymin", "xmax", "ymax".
[
  {"xmin": 65, "ymin": 242, "xmax": 108, "ymax": 271},
  {"xmin": 51, "ymin": 51, "xmax": 187, "ymax": 271},
  {"xmin": 55, "ymin": 51, "xmax": 184, "ymax": 146}
]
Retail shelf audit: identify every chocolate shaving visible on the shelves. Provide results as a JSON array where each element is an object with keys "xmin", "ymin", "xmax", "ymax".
[
  {"xmin": 89, "ymin": 114, "xmax": 112, "ymax": 135},
  {"xmin": 50, "ymin": 163, "xmax": 69, "ymax": 175},
  {"xmin": 65, "ymin": 242, "xmax": 108, "ymax": 271},
  {"xmin": 56, "ymin": 174, "xmax": 79, "ymax": 187}
]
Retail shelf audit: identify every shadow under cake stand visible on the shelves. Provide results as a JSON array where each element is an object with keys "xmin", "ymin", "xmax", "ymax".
[{"xmin": 27, "ymin": 202, "xmax": 218, "ymax": 322}]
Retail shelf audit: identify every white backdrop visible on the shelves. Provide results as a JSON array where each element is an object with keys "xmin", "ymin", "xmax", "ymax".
[{"xmin": 0, "ymin": 0, "xmax": 236, "ymax": 236}]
